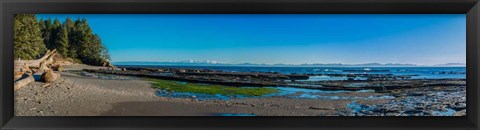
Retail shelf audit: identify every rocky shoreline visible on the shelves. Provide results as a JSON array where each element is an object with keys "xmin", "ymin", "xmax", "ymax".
[
  {"xmin": 335, "ymin": 85, "xmax": 466, "ymax": 116},
  {"xmin": 15, "ymin": 65, "xmax": 467, "ymax": 116},
  {"xmin": 85, "ymin": 67, "xmax": 465, "ymax": 92}
]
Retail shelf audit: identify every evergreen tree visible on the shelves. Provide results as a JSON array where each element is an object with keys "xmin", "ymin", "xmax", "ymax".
[
  {"xmin": 55, "ymin": 24, "xmax": 69, "ymax": 57},
  {"xmin": 38, "ymin": 18, "xmax": 45, "ymax": 32},
  {"xmin": 90, "ymin": 34, "xmax": 103, "ymax": 60},
  {"xmin": 101, "ymin": 44, "xmax": 111, "ymax": 62},
  {"xmin": 42, "ymin": 19, "xmax": 53, "ymax": 49},
  {"xmin": 16, "ymin": 15, "xmax": 111, "ymax": 66},
  {"xmin": 14, "ymin": 14, "xmax": 46, "ymax": 60},
  {"xmin": 67, "ymin": 19, "xmax": 85, "ymax": 59},
  {"xmin": 73, "ymin": 18, "xmax": 102, "ymax": 65},
  {"xmin": 71, "ymin": 19, "xmax": 86, "ymax": 60},
  {"xmin": 64, "ymin": 17, "xmax": 74, "ymax": 29},
  {"xmin": 50, "ymin": 19, "xmax": 62, "ymax": 49},
  {"xmin": 64, "ymin": 18, "xmax": 77, "ymax": 58}
]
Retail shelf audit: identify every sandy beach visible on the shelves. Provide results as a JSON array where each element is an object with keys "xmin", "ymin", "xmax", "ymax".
[{"xmin": 15, "ymin": 65, "xmax": 395, "ymax": 116}]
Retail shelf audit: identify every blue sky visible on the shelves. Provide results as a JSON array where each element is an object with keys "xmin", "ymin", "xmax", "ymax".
[{"xmin": 37, "ymin": 14, "xmax": 466, "ymax": 65}]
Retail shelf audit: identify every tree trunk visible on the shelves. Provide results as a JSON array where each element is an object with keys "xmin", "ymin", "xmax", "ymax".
[
  {"xmin": 14, "ymin": 76, "xmax": 34, "ymax": 91},
  {"xmin": 15, "ymin": 49, "xmax": 57, "ymax": 69},
  {"xmin": 14, "ymin": 49, "xmax": 57, "ymax": 78}
]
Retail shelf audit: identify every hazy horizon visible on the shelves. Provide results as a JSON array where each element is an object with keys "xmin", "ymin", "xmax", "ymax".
[
  {"xmin": 112, "ymin": 60, "xmax": 466, "ymax": 67},
  {"xmin": 38, "ymin": 14, "xmax": 466, "ymax": 65}
]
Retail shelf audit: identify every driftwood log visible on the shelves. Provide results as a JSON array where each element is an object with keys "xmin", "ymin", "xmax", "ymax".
[
  {"xmin": 41, "ymin": 70, "xmax": 60, "ymax": 83},
  {"xmin": 14, "ymin": 49, "xmax": 60, "ymax": 90},
  {"xmin": 14, "ymin": 63, "xmax": 32, "ymax": 80},
  {"xmin": 14, "ymin": 75, "xmax": 34, "ymax": 91},
  {"xmin": 15, "ymin": 49, "xmax": 57, "ymax": 68},
  {"xmin": 14, "ymin": 49, "xmax": 57, "ymax": 79}
]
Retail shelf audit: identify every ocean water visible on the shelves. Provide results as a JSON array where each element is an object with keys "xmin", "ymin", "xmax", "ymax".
[{"xmin": 117, "ymin": 65, "xmax": 466, "ymax": 80}]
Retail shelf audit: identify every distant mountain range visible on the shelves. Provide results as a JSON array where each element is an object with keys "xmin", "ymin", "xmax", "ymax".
[
  {"xmin": 113, "ymin": 61, "xmax": 466, "ymax": 67},
  {"xmin": 433, "ymin": 63, "xmax": 466, "ymax": 66}
]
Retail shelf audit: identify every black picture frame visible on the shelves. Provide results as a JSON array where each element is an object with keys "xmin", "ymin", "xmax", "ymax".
[{"xmin": 1, "ymin": 0, "xmax": 479, "ymax": 130}]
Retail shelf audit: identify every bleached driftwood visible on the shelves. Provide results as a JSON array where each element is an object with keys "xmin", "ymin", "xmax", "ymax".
[
  {"xmin": 14, "ymin": 49, "xmax": 57, "ymax": 78},
  {"xmin": 14, "ymin": 63, "xmax": 32, "ymax": 80},
  {"xmin": 15, "ymin": 49, "xmax": 57, "ymax": 69},
  {"xmin": 41, "ymin": 70, "xmax": 60, "ymax": 83},
  {"xmin": 39, "ymin": 53, "xmax": 57, "ymax": 72},
  {"xmin": 14, "ymin": 49, "xmax": 59, "ymax": 90},
  {"xmin": 14, "ymin": 75, "xmax": 34, "ymax": 91}
]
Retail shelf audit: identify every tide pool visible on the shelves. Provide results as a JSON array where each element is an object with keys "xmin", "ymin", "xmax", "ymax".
[{"xmin": 156, "ymin": 86, "xmax": 390, "ymax": 101}]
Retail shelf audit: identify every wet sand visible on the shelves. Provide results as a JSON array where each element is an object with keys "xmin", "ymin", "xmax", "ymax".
[{"xmin": 100, "ymin": 97, "xmax": 389, "ymax": 116}]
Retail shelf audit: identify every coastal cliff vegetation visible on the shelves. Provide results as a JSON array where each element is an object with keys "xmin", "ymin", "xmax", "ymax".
[{"xmin": 14, "ymin": 14, "xmax": 111, "ymax": 66}]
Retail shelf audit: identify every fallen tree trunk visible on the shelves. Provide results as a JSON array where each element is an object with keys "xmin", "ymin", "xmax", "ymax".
[
  {"xmin": 14, "ymin": 49, "xmax": 57, "ymax": 78},
  {"xmin": 14, "ymin": 63, "xmax": 32, "ymax": 80},
  {"xmin": 15, "ymin": 49, "xmax": 57, "ymax": 69},
  {"xmin": 14, "ymin": 49, "xmax": 60, "ymax": 91},
  {"xmin": 39, "ymin": 52, "xmax": 57, "ymax": 72},
  {"xmin": 14, "ymin": 75, "xmax": 34, "ymax": 91}
]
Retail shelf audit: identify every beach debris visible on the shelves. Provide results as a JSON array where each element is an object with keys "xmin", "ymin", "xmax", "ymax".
[
  {"xmin": 52, "ymin": 65, "xmax": 64, "ymax": 72},
  {"xmin": 14, "ymin": 63, "xmax": 32, "ymax": 80},
  {"xmin": 14, "ymin": 49, "xmax": 61, "ymax": 90},
  {"xmin": 53, "ymin": 57, "xmax": 74, "ymax": 66},
  {"xmin": 309, "ymin": 106, "xmax": 334, "ymax": 110},
  {"xmin": 14, "ymin": 75, "xmax": 35, "ymax": 91},
  {"xmin": 41, "ymin": 70, "xmax": 61, "ymax": 83},
  {"xmin": 41, "ymin": 83, "xmax": 51, "ymax": 88},
  {"xmin": 102, "ymin": 61, "xmax": 114, "ymax": 67},
  {"xmin": 32, "ymin": 72, "xmax": 44, "ymax": 81},
  {"xmin": 15, "ymin": 49, "xmax": 57, "ymax": 69}
]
